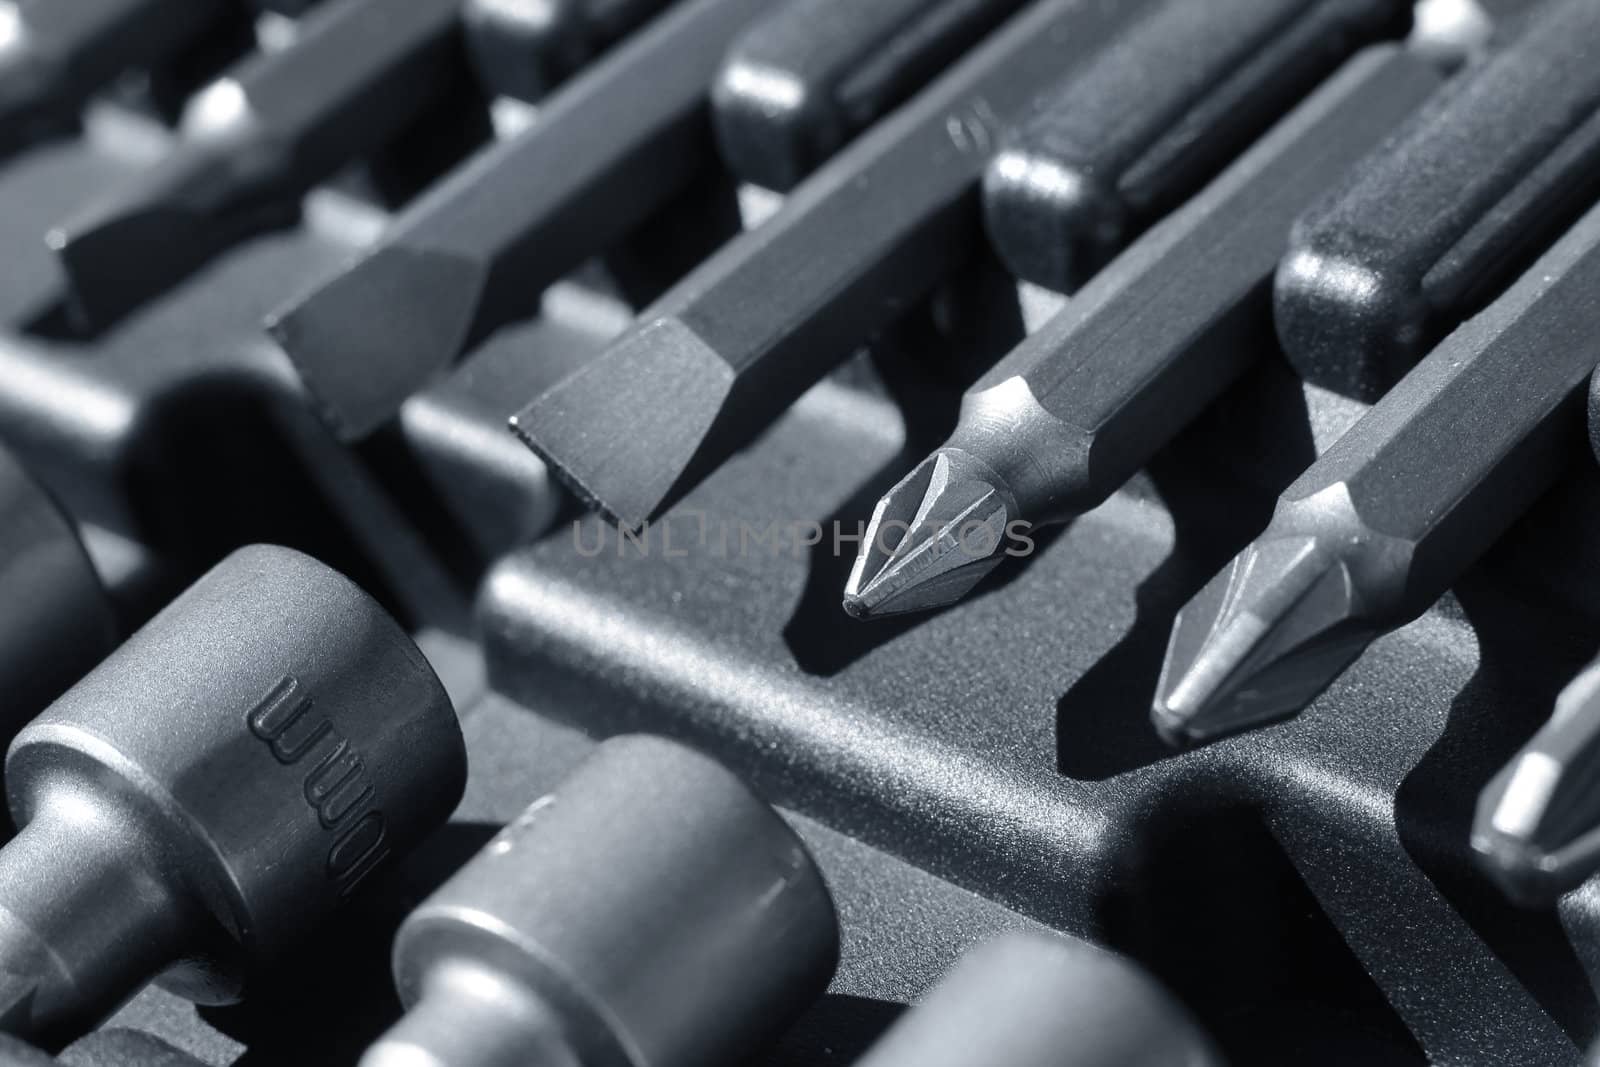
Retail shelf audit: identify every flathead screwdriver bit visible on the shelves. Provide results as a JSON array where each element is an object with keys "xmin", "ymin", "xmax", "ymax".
[
  {"xmin": 1153, "ymin": 195, "xmax": 1600, "ymax": 748},
  {"xmin": 48, "ymin": 0, "xmax": 467, "ymax": 333},
  {"xmin": 1276, "ymin": 0, "xmax": 1600, "ymax": 399},
  {"xmin": 855, "ymin": 932, "xmax": 1222, "ymax": 1067},
  {"xmin": 0, "ymin": 0, "xmax": 230, "ymax": 157},
  {"xmin": 844, "ymin": 47, "xmax": 1441, "ymax": 619},
  {"xmin": 983, "ymin": 0, "xmax": 1410, "ymax": 294},
  {"xmin": 1474, "ymin": 652, "xmax": 1600, "ymax": 906},
  {"xmin": 361, "ymin": 735, "xmax": 839, "ymax": 1067},
  {"xmin": 463, "ymin": 0, "xmax": 672, "ymax": 102},
  {"xmin": 271, "ymin": 0, "xmax": 767, "ymax": 442},
  {"xmin": 513, "ymin": 0, "xmax": 1155, "ymax": 530},
  {"xmin": 711, "ymin": 0, "xmax": 1029, "ymax": 192},
  {"xmin": 0, "ymin": 544, "xmax": 465, "ymax": 1046}
]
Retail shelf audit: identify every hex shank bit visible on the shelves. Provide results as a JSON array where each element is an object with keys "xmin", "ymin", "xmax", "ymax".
[
  {"xmin": 463, "ymin": 0, "xmax": 672, "ymax": 102},
  {"xmin": 711, "ymin": 0, "xmax": 1029, "ymax": 192},
  {"xmin": 844, "ymin": 47, "xmax": 1441, "ymax": 619},
  {"xmin": 0, "ymin": 0, "xmax": 230, "ymax": 155},
  {"xmin": 513, "ymin": 0, "xmax": 1155, "ymax": 530},
  {"xmin": 855, "ymin": 932, "xmax": 1222, "ymax": 1067},
  {"xmin": 1276, "ymin": 0, "xmax": 1600, "ymax": 399},
  {"xmin": 1153, "ymin": 196, "xmax": 1600, "ymax": 747},
  {"xmin": 983, "ymin": 0, "xmax": 1410, "ymax": 293},
  {"xmin": 48, "ymin": 0, "xmax": 466, "ymax": 332},
  {"xmin": 361, "ymin": 735, "xmax": 839, "ymax": 1067},
  {"xmin": 1474, "ymin": 653, "xmax": 1600, "ymax": 906},
  {"xmin": 271, "ymin": 0, "xmax": 767, "ymax": 441},
  {"xmin": 0, "ymin": 444, "xmax": 116, "ymax": 728},
  {"xmin": 0, "ymin": 545, "xmax": 465, "ymax": 1045}
]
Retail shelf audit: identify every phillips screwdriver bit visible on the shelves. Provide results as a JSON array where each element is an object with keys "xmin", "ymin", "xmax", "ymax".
[
  {"xmin": 0, "ymin": 444, "xmax": 116, "ymax": 729},
  {"xmin": 0, "ymin": 0, "xmax": 230, "ymax": 157},
  {"xmin": 463, "ymin": 0, "xmax": 671, "ymax": 102},
  {"xmin": 0, "ymin": 544, "xmax": 465, "ymax": 1046},
  {"xmin": 1276, "ymin": 0, "xmax": 1600, "ymax": 399},
  {"xmin": 271, "ymin": 0, "xmax": 767, "ymax": 442},
  {"xmin": 1152, "ymin": 195, "xmax": 1600, "ymax": 748},
  {"xmin": 843, "ymin": 47, "xmax": 1441, "ymax": 619},
  {"xmin": 982, "ymin": 0, "xmax": 1410, "ymax": 294},
  {"xmin": 1473, "ymin": 651, "xmax": 1600, "ymax": 906},
  {"xmin": 47, "ymin": 0, "xmax": 467, "ymax": 333},
  {"xmin": 513, "ymin": 0, "xmax": 1154, "ymax": 530},
  {"xmin": 361, "ymin": 735, "xmax": 839, "ymax": 1067},
  {"xmin": 855, "ymin": 932, "xmax": 1222, "ymax": 1067},
  {"xmin": 711, "ymin": 0, "xmax": 1029, "ymax": 192}
]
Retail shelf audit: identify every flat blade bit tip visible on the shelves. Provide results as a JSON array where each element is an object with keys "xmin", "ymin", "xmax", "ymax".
[
  {"xmin": 46, "ymin": 142, "xmax": 246, "ymax": 330},
  {"xmin": 270, "ymin": 244, "xmax": 489, "ymax": 440},
  {"xmin": 841, "ymin": 449, "xmax": 1016, "ymax": 620},
  {"xmin": 48, "ymin": 203, "xmax": 199, "ymax": 330},
  {"xmin": 1152, "ymin": 533, "xmax": 1373, "ymax": 747},
  {"xmin": 511, "ymin": 317, "xmax": 739, "ymax": 530}
]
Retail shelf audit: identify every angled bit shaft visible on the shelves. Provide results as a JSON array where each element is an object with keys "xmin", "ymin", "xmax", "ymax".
[
  {"xmin": 1277, "ymin": 0, "xmax": 1600, "ymax": 399},
  {"xmin": 272, "ymin": 0, "xmax": 765, "ymax": 441},
  {"xmin": 983, "ymin": 0, "xmax": 1410, "ymax": 293},
  {"xmin": 1154, "ymin": 196, "xmax": 1600, "ymax": 747},
  {"xmin": 1474, "ymin": 653, "xmax": 1600, "ymax": 906},
  {"xmin": 514, "ymin": 0, "xmax": 1155, "ymax": 530},
  {"xmin": 463, "ymin": 0, "xmax": 672, "ymax": 102},
  {"xmin": 0, "ymin": 0, "xmax": 230, "ymax": 156},
  {"xmin": 49, "ymin": 0, "xmax": 465, "ymax": 332},
  {"xmin": 844, "ymin": 47, "xmax": 1441, "ymax": 619},
  {"xmin": 711, "ymin": 0, "xmax": 1029, "ymax": 192}
]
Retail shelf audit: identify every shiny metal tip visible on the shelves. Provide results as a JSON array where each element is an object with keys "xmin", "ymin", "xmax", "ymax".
[
  {"xmin": 1473, "ymin": 659, "xmax": 1600, "ymax": 906},
  {"xmin": 842, "ymin": 448, "xmax": 1016, "ymax": 619},
  {"xmin": 1152, "ymin": 533, "xmax": 1372, "ymax": 747}
]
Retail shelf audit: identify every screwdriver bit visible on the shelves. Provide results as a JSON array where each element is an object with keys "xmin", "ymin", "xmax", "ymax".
[
  {"xmin": 463, "ymin": 0, "xmax": 670, "ymax": 102},
  {"xmin": 855, "ymin": 932, "xmax": 1222, "ymax": 1067},
  {"xmin": 0, "ymin": 444, "xmax": 117, "ymax": 728},
  {"xmin": 0, "ymin": 544, "xmax": 465, "ymax": 1046},
  {"xmin": 0, "ymin": 0, "xmax": 230, "ymax": 156},
  {"xmin": 47, "ymin": 0, "xmax": 466, "ymax": 332},
  {"xmin": 1276, "ymin": 0, "xmax": 1600, "ymax": 399},
  {"xmin": 982, "ymin": 0, "xmax": 1409, "ymax": 294},
  {"xmin": 711, "ymin": 0, "xmax": 1029, "ymax": 192},
  {"xmin": 513, "ymin": 0, "xmax": 1154, "ymax": 530},
  {"xmin": 361, "ymin": 735, "xmax": 838, "ymax": 1067},
  {"xmin": 843, "ymin": 47, "xmax": 1441, "ymax": 619},
  {"xmin": 1473, "ymin": 651, "xmax": 1600, "ymax": 906},
  {"xmin": 1152, "ymin": 195, "xmax": 1600, "ymax": 748},
  {"xmin": 271, "ymin": 0, "xmax": 766, "ymax": 442}
]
